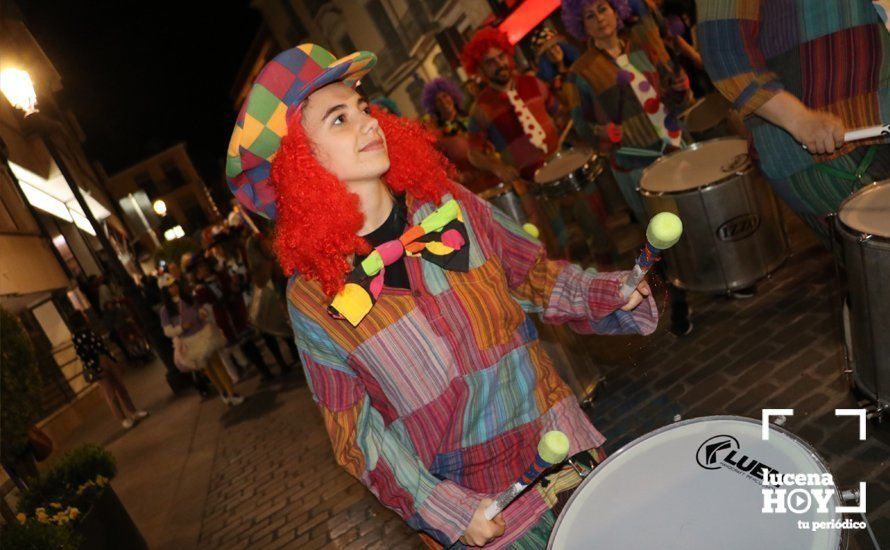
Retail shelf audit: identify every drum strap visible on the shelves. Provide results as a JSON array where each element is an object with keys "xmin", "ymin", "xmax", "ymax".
[{"xmin": 813, "ymin": 145, "xmax": 877, "ymax": 182}]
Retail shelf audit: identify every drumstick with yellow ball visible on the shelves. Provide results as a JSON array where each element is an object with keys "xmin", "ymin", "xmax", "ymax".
[
  {"xmin": 620, "ymin": 212, "xmax": 684, "ymax": 300},
  {"xmin": 483, "ymin": 431, "xmax": 571, "ymax": 520}
]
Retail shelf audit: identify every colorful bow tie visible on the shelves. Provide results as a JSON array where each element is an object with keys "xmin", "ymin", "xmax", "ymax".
[{"xmin": 329, "ymin": 199, "xmax": 470, "ymax": 326}]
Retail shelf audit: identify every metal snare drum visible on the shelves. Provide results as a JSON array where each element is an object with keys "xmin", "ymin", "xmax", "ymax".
[
  {"xmin": 534, "ymin": 147, "xmax": 604, "ymax": 198},
  {"xmin": 640, "ymin": 138, "xmax": 788, "ymax": 293},
  {"xmin": 549, "ymin": 416, "xmax": 846, "ymax": 550},
  {"xmin": 835, "ymin": 181, "xmax": 890, "ymax": 412},
  {"xmin": 478, "ymin": 182, "xmax": 528, "ymax": 225},
  {"xmin": 533, "ymin": 148, "xmax": 610, "ymax": 263}
]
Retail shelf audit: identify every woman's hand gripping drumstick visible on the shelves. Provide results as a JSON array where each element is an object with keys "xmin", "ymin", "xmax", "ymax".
[
  {"xmin": 484, "ymin": 431, "xmax": 571, "ymax": 520},
  {"xmin": 460, "ymin": 432, "xmax": 571, "ymax": 547},
  {"xmin": 620, "ymin": 213, "xmax": 684, "ymax": 302}
]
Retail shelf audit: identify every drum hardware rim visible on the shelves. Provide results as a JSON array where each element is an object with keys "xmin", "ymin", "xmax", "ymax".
[
  {"xmin": 640, "ymin": 137, "xmax": 751, "ymax": 195},
  {"xmin": 835, "ymin": 221, "xmax": 890, "ymax": 247},
  {"xmin": 533, "ymin": 147, "xmax": 598, "ymax": 185},
  {"xmin": 664, "ymin": 256, "xmax": 788, "ymax": 293},
  {"xmin": 535, "ymin": 162, "xmax": 602, "ymax": 193},
  {"xmin": 535, "ymin": 170, "xmax": 593, "ymax": 198},
  {"xmin": 641, "ymin": 169, "xmax": 761, "ymax": 198},
  {"xmin": 639, "ymin": 165, "xmax": 755, "ymax": 195},
  {"xmin": 547, "ymin": 415, "xmax": 845, "ymax": 550},
  {"xmin": 836, "ymin": 180, "xmax": 890, "ymax": 240}
]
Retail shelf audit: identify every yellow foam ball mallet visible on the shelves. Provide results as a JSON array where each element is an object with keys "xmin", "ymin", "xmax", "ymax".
[
  {"xmin": 483, "ymin": 431, "xmax": 571, "ymax": 520},
  {"xmin": 619, "ymin": 212, "xmax": 683, "ymax": 300}
]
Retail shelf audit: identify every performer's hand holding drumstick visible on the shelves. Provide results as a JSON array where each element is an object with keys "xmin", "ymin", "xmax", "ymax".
[
  {"xmin": 460, "ymin": 431, "xmax": 571, "ymax": 547},
  {"xmin": 620, "ymin": 212, "xmax": 684, "ymax": 305}
]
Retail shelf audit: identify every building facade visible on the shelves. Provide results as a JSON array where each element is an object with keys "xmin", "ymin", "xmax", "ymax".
[
  {"xmin": 248, "ymin": 0, "xmax": 493, "ymax": 117},
  {"xmin": 1, "ymin": 10, "xmax": 137, "ymax": 410},
  {"xmin": 107, "ymin": 142, "xmax": 220, "ymax": 264}
]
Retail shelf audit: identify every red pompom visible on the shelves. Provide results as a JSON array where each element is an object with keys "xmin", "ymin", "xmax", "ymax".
[{"xmin": 644, "ymin": 97, "xmax": 661, "ymax": 114}]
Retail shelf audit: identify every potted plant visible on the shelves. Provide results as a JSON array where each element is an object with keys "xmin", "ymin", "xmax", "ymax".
[
  {"xmin": 0, "ymin": 308, "xmax": 45, "ymax": 485},
  {"xmin": 1, "ymin": 517, "xmax": 80, "ymax": 550},
  {"xmin": 14, "ymin": 444, "xmax": 147, "ymax": 550}
]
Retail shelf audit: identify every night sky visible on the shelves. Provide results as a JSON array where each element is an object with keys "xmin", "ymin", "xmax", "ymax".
[{"xmin": 18, "ymin": 1, "xmax": 261, "ymax": 197}]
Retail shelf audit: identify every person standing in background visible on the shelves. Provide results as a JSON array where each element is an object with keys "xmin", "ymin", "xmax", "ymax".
[{"xmin": 70, "ymin": 315, "xmax": 149, "ymax": 429}]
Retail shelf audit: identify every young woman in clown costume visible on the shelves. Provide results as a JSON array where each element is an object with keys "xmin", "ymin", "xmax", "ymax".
[{"xmin": 226, "ymin": 43, "xmax": 658, "ymax": 548}]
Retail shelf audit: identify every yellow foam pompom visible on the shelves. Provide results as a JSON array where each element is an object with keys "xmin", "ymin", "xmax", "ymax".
[
  {"xmin": 538, "ymin": 431, "xmax": 570, "ymax": 464},
  {"xmin": 647, "ymin": 212, "xmax": 683, "ymax": 249},
  {"xmin": 522, "ymin": 223, "xmax": 540, "ymax": 238}
]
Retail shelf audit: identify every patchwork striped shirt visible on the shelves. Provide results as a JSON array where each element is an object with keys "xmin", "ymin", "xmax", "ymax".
[
  {"xmin": 696, "ymin": 0, "xmax": 890, "ymax": 180},
  {"xmin": 286, "ymin": 185, "xmax": 658, "ymax": 546}
]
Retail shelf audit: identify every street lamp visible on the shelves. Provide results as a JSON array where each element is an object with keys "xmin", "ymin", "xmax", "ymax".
[
  {"xmin": 0, "ymin": 68, "xmax": 39, "ymax": 115},
  {"xmin": 1, "ymin": 66, "xmax": 184, "ymax": 391},
  {"xmin": 152, "ymin": 199, "xmax": 167, "ymax": 217}
]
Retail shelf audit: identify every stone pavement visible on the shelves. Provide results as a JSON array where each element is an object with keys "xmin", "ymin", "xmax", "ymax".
[
  {"xmin": 56, "ymin": 211, "xmax": 887, "ymax": 549},
  {"xmin": 195, "ymin": 376, "xmax": 419, "ymax": 550},
  {"xmin": 584, "ymin": 216, "xmax": 889, "ymax": 549}
]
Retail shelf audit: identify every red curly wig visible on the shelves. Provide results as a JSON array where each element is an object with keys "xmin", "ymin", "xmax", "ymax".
[
  {"xmin": 270, "ymin": 106, "xmax": 456, "ymax": 298},
  {"xmin": 460, "ymin": 27, "xmax": 515, "ymax": 76}
]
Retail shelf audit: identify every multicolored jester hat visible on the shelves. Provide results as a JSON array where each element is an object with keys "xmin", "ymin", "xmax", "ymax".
[{"xmin": 329, "ymin": 199, "xmax": 470, "ymax": 326}]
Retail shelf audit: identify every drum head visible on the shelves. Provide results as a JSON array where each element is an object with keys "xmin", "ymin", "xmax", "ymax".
[
  {"xmin": 641, "ymin": 138, "xmax": 749, "ymax": 193},
  {"xmin": 838, "ymin": 180, "xmax": 890, "ymax": 238},
  {"xmin": 534, "ymin": 148, "xmax": 594, "ymax": 184},
  {"xmin": 549, "ymin": 416, "xmax": 842, "ymax": 550}
]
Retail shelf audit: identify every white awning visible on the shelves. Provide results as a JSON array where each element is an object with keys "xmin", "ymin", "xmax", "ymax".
[{"xmin": 8, "ymin": 160, "xmax": 110, "ymax": 236}]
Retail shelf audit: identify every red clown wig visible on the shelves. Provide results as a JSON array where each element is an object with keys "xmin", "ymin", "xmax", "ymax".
[
  {"xmin": 460, "ymin": 27, "xmax": 515, "ymax": 76},
  {"xmin": 270, "ymin": 107, "xmax": 456, "ymax": 298}
]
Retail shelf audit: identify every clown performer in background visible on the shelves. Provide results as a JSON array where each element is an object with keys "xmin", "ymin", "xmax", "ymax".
[{"xmin": 421, "ymin": 77, "xmax": 499, "ymax": 194}]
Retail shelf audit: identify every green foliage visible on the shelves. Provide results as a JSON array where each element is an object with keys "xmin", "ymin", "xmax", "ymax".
[
  {"xmin": 18, "ymin": 444, "xmax": 117, "ymax": 515},
  {"xmin": 0, "ymin": 518, "xmax": 80, "ymax": 550},
  {"xmin": 0, "ymin": 308, "xmax": 44, "ymax": 464},
  {"xmin": 153, "ymin": 237, "xmax": 199, "ymax": 265}
]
